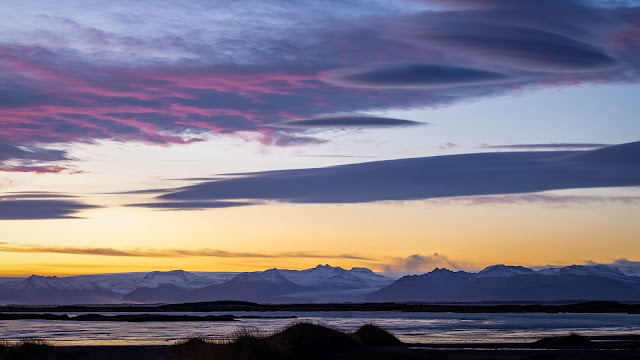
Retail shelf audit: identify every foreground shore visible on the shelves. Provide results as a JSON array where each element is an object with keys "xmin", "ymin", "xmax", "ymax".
[{"xmin": 1, "ymin": 323, "xmax": 639, "ymax": 360}]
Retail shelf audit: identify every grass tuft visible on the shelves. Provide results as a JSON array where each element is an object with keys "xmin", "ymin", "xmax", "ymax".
[
  {"xmin": 535, "ymin": 333, "xmax": 592, "ymax": 346},
  {"xmin": 352, "ymin": 323, "xmax": 403, "ymax": 346}
]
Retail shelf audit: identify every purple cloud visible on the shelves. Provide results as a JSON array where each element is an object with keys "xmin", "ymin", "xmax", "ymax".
[
  {"xmin": 266, "ymin": 115, "xmax": 425, "ymax": 129},
  {"xmin": 0, "ymin": 0, "xmax": 638, "ymax": 172},
  {"xmin": 0, "ymin": 199, "xmax": 98, "ymax": 220},
  {"xmin": 328, "ymin": 64, "xmax": 510, "ymax": 88},
  {"xmin": 127, "ymin": 200, "xmax": 257, "ymax": 211}
]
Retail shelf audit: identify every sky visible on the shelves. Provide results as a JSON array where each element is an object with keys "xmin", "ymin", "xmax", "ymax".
[{"xmin": 1, "ymin": 0, "xmax": 639, "ymax": 276}]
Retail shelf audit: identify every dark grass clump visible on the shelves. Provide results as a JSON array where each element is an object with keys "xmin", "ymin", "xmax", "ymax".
[
  {"xmin": 170, "ymin": 322, "xmax": 363, "ymax": 360},
  {"xmin": 270, "ymin": 322, "xmax": 361, "ymax": 358},
  {"xmin": 170, "ymin": 336, "xmax": 220, "ymax": 360},
  {"xmin": 535, "ymin": 333, "xmax": 592, "ymax": 346},
  {"xmin": 0, "ymin": 338, "xmax": 53, "ymax": 360},
  {"xmin": 352, "ymin": 324, "xmax": 403, "ymax": 346}
]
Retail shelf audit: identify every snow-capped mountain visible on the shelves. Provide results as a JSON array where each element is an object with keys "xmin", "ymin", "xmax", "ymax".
[
  {"xmin": 124, "ymin": 266, "xmax": 393, "ymax": 304},
  {"xmin": 68, "ymin": 272, "xmax": 148, "ymax": 295},
  {"xmin": 3, "ymin": 275, "xmax": 112, "ymax": 293},
  {"xmin": 2, "ymin": 263, "xmax": 637, "ymax": 305},
  {"xmin": 136, "ymin": 270, "xmax": 220, "ymax": 289},
  {"xmin": 554, "ymin": 265, "xmax": 634, "ymax": 281},
  {"xmin": 181, "ymin": 269, "xmax": 307, "ymax": 303},
  {"xmin": 279, "ymin": 264, "xmax": 393, "ymax": 289},
  {"xmin": 367, "ymin": 265, "xmax": 640, "ymax": 303},
  {"xmin": 535, "ymin": 265, "xmax": 636, "ymax": 280},
  {"xmin": 477, "ymin": 265, "xmax": 536, "ymax": 277},
  {"xmin": 0, "ymin": 275, "xmax": 120, "ymax": 304}
]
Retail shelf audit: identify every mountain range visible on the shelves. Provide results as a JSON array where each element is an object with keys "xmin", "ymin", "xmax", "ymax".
[
  {"xmin": 0, "ymin": 264, "xmax": 639, "ymax": 305},
  {"xmin": 367, "ymin": 265, "xmax": 640, "ymax": 302}
]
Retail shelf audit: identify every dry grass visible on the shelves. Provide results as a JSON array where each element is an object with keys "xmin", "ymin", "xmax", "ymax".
[
  {"xmin": 352, "ymin": 323, "xmax": 403, "ymax": 346},
  {"xmin": 0, "ymin": 338, "xmax": 53, "ymax": 360},
  {"xmin": 169, "ymin": 321, "xmax": 402, "ymax": 360}
]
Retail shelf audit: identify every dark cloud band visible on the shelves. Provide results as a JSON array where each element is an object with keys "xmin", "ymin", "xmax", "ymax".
[
  {"xmin": 0, "ymin": 199, "xmax": 98, "ymax": 220},
  {"xmin": 127, "ymin": 200, "xmax": 256, "ymax": 210},
  {"xmin": 266, "ymin": 115, "xmax": 425, "ymax": 129},
  {"xmin": 329, "ymin": 64, "xmax": 510, "ymax": 88},
  {"xmin": 483, "ymin": 143, "xmax": 610, "ymax": 150},
  {"xmin": 152, "ymin": 141, "xmax": 640, "ymax": 205}
]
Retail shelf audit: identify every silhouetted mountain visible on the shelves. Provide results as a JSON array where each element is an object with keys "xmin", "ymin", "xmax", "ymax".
[
  {"xmin": 367, "ymin": 268, "xmax": 476, "ymax": 302},
  {"xmin": 0, "ymin": 275, "xmax": 119, "ymax": 304},
  {"xmin": 181, "ymin": 269, "xmax": 308, "ymax": 303},
  {"xmin": 367, "ymin": 265, "xmax": 640, "ymax": 302}
]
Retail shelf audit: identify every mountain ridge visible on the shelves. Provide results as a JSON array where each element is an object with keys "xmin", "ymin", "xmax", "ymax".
[{"xmin": 1, "ymin": 263, "xmax": 639, "ymax": 305}]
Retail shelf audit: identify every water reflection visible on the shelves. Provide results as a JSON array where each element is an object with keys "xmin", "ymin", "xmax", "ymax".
[{"xmin": 1, "ymin": 312, "xmax": 639, "ymax": 345}]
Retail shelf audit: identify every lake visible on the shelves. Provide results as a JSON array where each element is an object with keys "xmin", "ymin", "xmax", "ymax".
[{"xmin": 1, "ymin": 311, "xmax": 639, "ymax": 345}]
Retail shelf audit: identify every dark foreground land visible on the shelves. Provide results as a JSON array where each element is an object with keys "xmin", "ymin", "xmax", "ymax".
[
  {"xmin": 1, "ymin": 324, "xmax": 639, "ymax": 360},
  {"xmin": 2, "ymin": 300, "xmax": 640, "ymax": 314}
]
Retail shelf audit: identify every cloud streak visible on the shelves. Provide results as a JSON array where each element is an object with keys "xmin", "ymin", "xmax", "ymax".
[
  {"xmin": 426, "ymin": 193, "xmax": 640, "ymax": 207},
  {"xmin": 0, "ymin": 199, "xmax": 98, "ymax": 220},
  {"xmin": 266, "ymin": 115, "xmax": 425, "ymax": 129},
  {"xmin": 127, "ymin": 200, "xmax": 257, "ymax": 210},
  {"xmin": 483, "ymin": 143, "xmax": 611, "ymax": 150},
  {"xmin": 328, "ymin": 64, "xmax": 510, "ymax": 88},
  {"xmin": 0, "ymin": 144, "xmax": 71, "ymax": 173},
  {"xmin": 0, "ymin": 242, "xmax": 371, "ymax": 260},
  {"xmin": 143, "ymin": 141, "xmax": 640, "ymax": 206}
]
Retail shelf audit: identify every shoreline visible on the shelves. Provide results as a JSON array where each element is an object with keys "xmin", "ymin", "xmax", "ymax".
[
  {"xmin": 0, "ymin": 313, "xmax": 296, "ymax": 322},
  {"xmin": 1, "ymin": 300, "xmax": 639, "ymax": 314}
]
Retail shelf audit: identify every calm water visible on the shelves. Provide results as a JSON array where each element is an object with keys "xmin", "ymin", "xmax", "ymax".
[{"xmin": 1, "ymin": 311, "xmax": 639, "ymax": 345}]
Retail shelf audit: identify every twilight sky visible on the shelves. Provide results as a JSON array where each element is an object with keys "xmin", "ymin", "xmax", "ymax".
[{"xmin": 1, "ymin": 0, "xmax": 639, "ymax": 276}]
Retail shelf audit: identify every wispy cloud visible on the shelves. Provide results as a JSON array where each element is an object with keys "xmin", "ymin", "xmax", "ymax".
[
  {"xmin": 482, "ymin": 143, "xmax": 610, "ymax": 150},
  {"xmin": 0, "ymin": 242, "xmax": 371, "ymax": 260},
  {"xmin": 0, "ymin": 144, "xmax": 71, "ymax": 173},
  {"xmin": 127, "ymin": 200, "xmax": 257, "ymax": 210},
  {"xmin": 426, "ymin": 193, "xmax": 640, "ymax": 207},
  {"xmin": 381, "ymin": 253, "xmax": 477, "ymax": 276},
  {"xmin": 265, "ymin": 115, "xmax": 425, "ymax": 129}
]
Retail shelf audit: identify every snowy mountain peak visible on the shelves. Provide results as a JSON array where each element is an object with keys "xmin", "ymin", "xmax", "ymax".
[
  {"xmin": 477, "ymin": 265, "xmax": 535, "ymax": 277},
  {"xmin": 431, "ymin": 268, "xmax": 453, "ymax": 273},
  {"xmin": 315, "ymin": 264, "xmax": 334, "ymax": 268},
  {"xmin": 9, "ymin": 275, "xmax": 103, "ymax": 292},
  {"xmin": 137, "ymin": 270, "xmax": 213, "ymax": 289},
  {"xmin": 312, "ymin": 264, "xmax": 339, "ymax": 272},
  {"xmin": 229, "ymin": 269, "xmax": 300, "ymax": 288},
  {"xmin": 556, "ymin": 265, "xmax": 629, "ymax": 279},
  {"xmin": 143, "ymin": 270, "xmax": 190, "ymax": 279}
]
